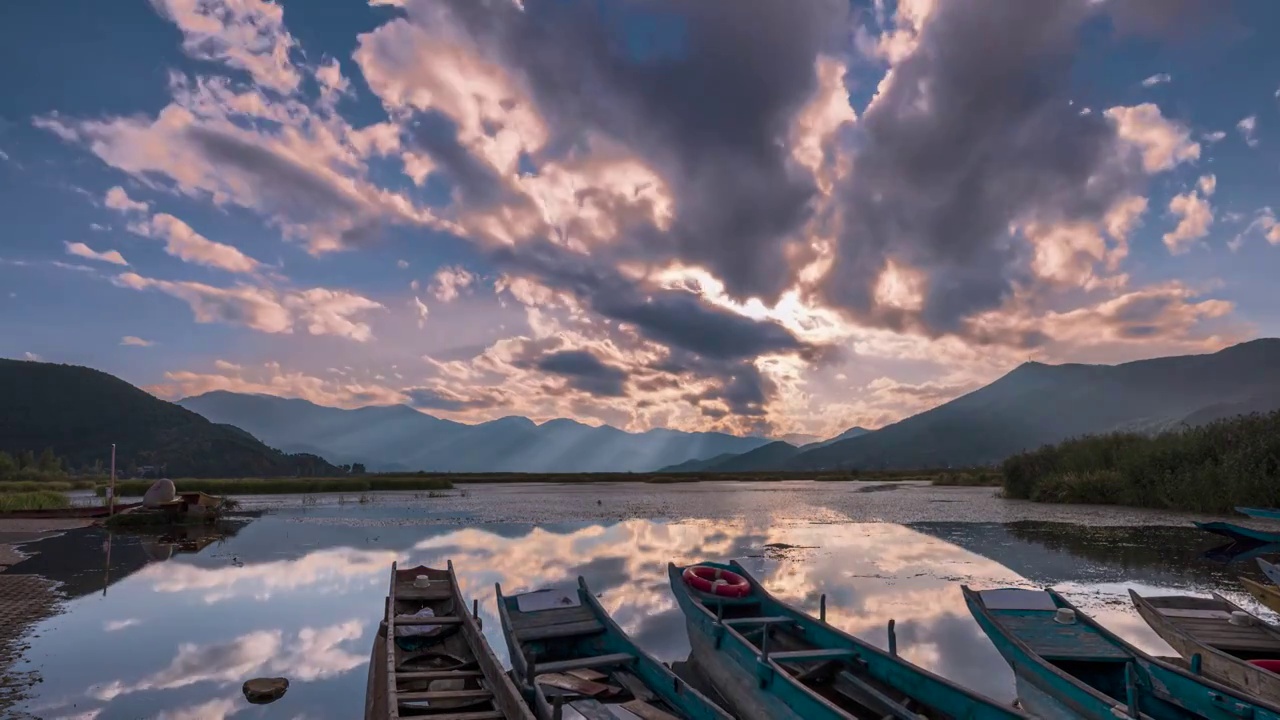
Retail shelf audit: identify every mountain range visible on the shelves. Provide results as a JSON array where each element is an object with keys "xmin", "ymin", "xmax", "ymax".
[
  {"xmin": 177, "ymin": 391, "xmax": 782, "ymax": 473},
  {"xmin": 779, "ymin": 338, "xmax": 1280, "ymax": 471},
  {"xmin": 0, "ymin": 360, "xmax": 337, "ymax": 477}
]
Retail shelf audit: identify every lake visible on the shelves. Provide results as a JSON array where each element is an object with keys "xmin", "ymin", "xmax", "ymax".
[{"xmin": 7, "ymin": 481, "xmax": 1274, "ymax": 719}]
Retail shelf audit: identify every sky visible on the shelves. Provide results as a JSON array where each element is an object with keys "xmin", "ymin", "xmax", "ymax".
[{"xmin": 1, "ymin": 0, "xmax": 1279, "ymax": 440}]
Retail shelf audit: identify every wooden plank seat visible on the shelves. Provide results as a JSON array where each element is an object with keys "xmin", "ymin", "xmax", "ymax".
[
  {"xmin": 403, "ymin": 712, "xmax": 504, "ymax": 720},
  {"xmin": 397, "ymin": 669, "xmax": 484, "ymax": 681},
  {"xmin": 722, "ymin": 616, "xmax": 797, "ymax": 628},
  {"xmin": 516, "ymin": 619, "xmax": 605, "ymax": 642},
  {"xmin": 395, "ymin": 615, "xmax": 464, "ymax": 626},
  {"xmin": 398, "ymin": 688, "xmax": 494, "ymax": 701},
  {"xmin": 769, "ymin": 649, "xmax": 856, "ymax": 663},
  {"xmin": 833, "ymin": 671, "xmax": 916, "ymax": 720},
  {"xmin": 534, "ymin": 652, "xmax": 635, "ymax": 675}
]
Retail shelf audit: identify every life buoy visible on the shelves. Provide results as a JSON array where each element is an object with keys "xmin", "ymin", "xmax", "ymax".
[{"xmin": 682, "ymin": 565, "xmax": 751, "ymax": 598}]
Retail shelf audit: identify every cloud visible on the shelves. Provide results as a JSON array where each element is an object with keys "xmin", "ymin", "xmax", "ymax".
[
  {"xmin": 112, "ymin": 272, "xmax": 381, "ymax": 340},
  {"xmin": 148, "ymin": 0, "xmax": 300, "ymax": 93},
  {"xmin": 23, "ymin": 352, "xmax": 42, "ymax": 361},
  {"xmin": 430, "ymin": 265, "xmax": 476, "ymax": 302},
  {"xmin": 411, "ymin": 295, "xmax": 429, "ymax": 328},
  {"xmin": 1140, "ymin": 72, "xmax": 1171, "ymax": 87},
  {"xmin": 149, "ymin": 366, "xmax": 406, "ymax": 407},
  {"xmin": 1237, "ymin": 115, "xmax": 1259, "ymax": 147},
  {"xmin": 213, "ymin": 359, "xmax": 242, "ymax": 371},
  {"xmin": 1202, "ymin": 130, "xmax": 1226, "ymax": 143},
  {"xmin": 64, "ymin": 241, "xmax": 127, "ymax": 266},
  {"xmin": 535, "ymin": 349, "xmax": 629, "ymax": 397},
  {"xmin": 104, "ymin": 618, "xmax": 141, "ymax": 631},
  {"xmin": 1229, "ymin": 208, "xmax": 1280, "ymax": 252},
  {"xmin": 1197, "ymin": 173, "xmax": 1216, "ymax": 196},
  {"xmin": 396, "ymin": 259, "xmax": 409, "ymax": 269},
  {"xmin": 1105, "ymin": 104, "xmax": 1200, "ymax": 173},
  {"xmin": 119, "ymin": 336, "xmax": 154, "ymax": 347},
  {"xmin": 131, "ymin": 213, "xmax": 261, "ymax": 273},
  {"xmin": 405, "ymin": 386, "xmax": 501, "ymax": 411},
  {"xmin": 104, "ymin": 186, "xmax": 148, "ymax": 213},
  {"xmin": 1163, "ymin": 190, "xmax": 1213, "ymax": 254}
]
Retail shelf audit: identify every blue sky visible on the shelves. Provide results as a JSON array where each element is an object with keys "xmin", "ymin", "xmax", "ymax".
[{"xmin": 1, "ymin": 0, "xmax": 1278, "ymax": 439}]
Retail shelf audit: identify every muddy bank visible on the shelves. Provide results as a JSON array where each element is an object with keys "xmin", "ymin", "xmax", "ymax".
[{"xmin": 0, "ymin": 518, "xmax": 92, "ymax": 716}]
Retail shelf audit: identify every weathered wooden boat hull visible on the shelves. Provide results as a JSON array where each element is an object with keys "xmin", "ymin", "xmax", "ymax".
[
  {"xmin": 497, "ymin": 576, "xmax": 730, "ymax": 720},
  {"xmin": 376, "ymin": 561, "xmax": 533, "ymax": 720},
  {"xmin": 1238, "ymin": 508, "xmax": 1280, "ymax": 521},
  {"xmin": 965, "ymin": 586, "xmax": 1280, "ymax": 720},
  {"xmin": 1130, "ymin": 589, "xmax": 1280, "ymax": 703},
  {"xmin": 0, "ymin": 502, "xmax": 141, "ymax": 519},
  {"xmin": 1196, "ymin": 521, "xmax": 1280, "ymax": 546},
  {"xmin": 1259, "ymin": 558, "xmax": 1280, "ymax": 588},
  {"xmin": 671, "ymin": 561, "xmax": 1029, "ymax": 720},
  {"xmin": 1243, "ymin": 577, "xmax": 1280, "ymax": 614}
]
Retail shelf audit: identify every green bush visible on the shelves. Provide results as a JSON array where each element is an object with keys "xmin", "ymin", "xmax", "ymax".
[
  {"xmin": 1002, "ymin": 410, "xmax": 1280, "ymax": 512},
  {"xmin": 0, "ymin": 490, "xmax": 72, "ymax": 512}
]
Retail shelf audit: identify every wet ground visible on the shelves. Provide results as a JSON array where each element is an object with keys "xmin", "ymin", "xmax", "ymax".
[{"xmin": 4, "ymin": 480, "xmax": 1278, "ymax": 720}]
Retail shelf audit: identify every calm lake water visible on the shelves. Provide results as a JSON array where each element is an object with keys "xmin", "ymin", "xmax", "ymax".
[{"xmin": 9, "ymin": 481, "xmax": 1277, "ymax": 720}]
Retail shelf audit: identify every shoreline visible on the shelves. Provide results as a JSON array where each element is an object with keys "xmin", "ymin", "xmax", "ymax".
[{"xmin": 0, "ymin": 518, "xmax": 93, "ymax": 716}]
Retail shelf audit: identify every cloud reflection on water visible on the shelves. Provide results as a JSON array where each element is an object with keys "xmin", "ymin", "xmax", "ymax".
[{"xmin": 22, "ymin": 513, "xmax": 1225, "ymax": 719}]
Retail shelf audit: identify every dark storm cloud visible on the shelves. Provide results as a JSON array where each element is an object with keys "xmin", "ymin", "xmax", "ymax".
[
  {"xmin": 821, "ymin": 0, "xmax": 1158, "ymax": 336},
  {"xmin": 406, "ymin": 111, "xmax": 515, "ymax": 208},
  {"xmin": 495, "ymin": 240, "xmax": 815, "ymax": 363},
  {"xmin": 429, "ymin": 0, "xmax": 849, "ymax": 303},
  {"xmin": 535, "ymin": 349, "xmax": 629, "ymax": 397}
]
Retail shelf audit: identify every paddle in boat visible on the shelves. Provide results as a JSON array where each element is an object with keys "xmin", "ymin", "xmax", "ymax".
[
  {"xmin": 1242, "ymin": 576, "xmax": 1280, "ymax": 615},
  {"xmin": 1130, "ymin": 588, "xmax": 1280, "ymax": 703},
  {"xmin": 365, "ymin": 561, "xmax": 533, "ymax": 720},
  {"xmin": 1238, "ymin": 508, "xmax": 1280, "ymax": 522},
  {"xmin": 496, "ymin": 576, "xmax": 731, "ymax": 720},
  {"xmin": 670, "ymin": 560, "xmax": 1030, "ymax": 720},
  {"xmin": 964, "ymin": 585, "xmax": 1280, "ymax": 720},
  {"xmin": 1259, "ymin": 558, "xmax": 1280, "ymax": 588}
]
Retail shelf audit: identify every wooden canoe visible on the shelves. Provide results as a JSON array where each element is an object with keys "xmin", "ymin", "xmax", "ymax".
[
  {"xmin": 1196, "ymin": 521, "xmax": 1280, "ymax": 546},
  {"xmin": 669, "ymin": 561, "xmax": 1030, "ymax": 720},
  {"xmin": 497, "ymin": 576, "xmax": 731, "ymax": 720},
  {"xmin": 1239, "ymin": 508, "xmax": 1280, "ymax": 521},
  {"xmin": 1244, "ymin": 577, "xmax": 1280, "ymax": 615},
  {"xmin": 964, "ymin": 586, "xmax": 1280, "ymax": 720},
  {"xmin": 1130, "ymin": 589, "xmax": 1280, "ymax": 702},
  {"xmin": 372, "ymin": 561, "xmax": 533, "ymax": 720},
  {"xmin": 1259, "ymin": 559, "xmax": 1280, "ymax": 588}
]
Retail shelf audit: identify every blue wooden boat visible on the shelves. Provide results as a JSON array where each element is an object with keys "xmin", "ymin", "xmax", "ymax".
[
  {"xmin": 1196, "ymin": 521, "xmax": 1280, "ymax": 546},
  {"xmin": 964, "ymin": 585, "xmax": 1280, "ymax": 720},
  {"xmin": 669, "ymin": 561, "xmax": 1030, "ymax": 720},
  {"xmin": 1238, "ymin": 508, "xmax": 1280, "ymax": 521},
  {"xmin": 496, "ymin": 577, "xmax": 732, "ymax": 720}
]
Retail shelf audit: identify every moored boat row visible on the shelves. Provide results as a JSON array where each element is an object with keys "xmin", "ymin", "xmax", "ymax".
[{"xmin": 365, "ymin": 557, "xmax": 1280, "ymax": 720}]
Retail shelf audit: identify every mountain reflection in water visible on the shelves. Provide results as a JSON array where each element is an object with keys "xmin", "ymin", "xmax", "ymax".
[{"xmin": 11, "ymin": 509, "xmax": 1278, "ymax": 719}]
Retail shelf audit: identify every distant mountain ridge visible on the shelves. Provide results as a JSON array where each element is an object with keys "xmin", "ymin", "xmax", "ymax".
[
  {"xmin": 178, "ymin": 391, "xmax": 774, "ymax": 473},
  {"xmin": 783, "ymin": 339, "xmax": 1280, "ymax": 471},
  {"xmin": 0, "ymin": 360, "xmax": 338, "ymax": 477}
]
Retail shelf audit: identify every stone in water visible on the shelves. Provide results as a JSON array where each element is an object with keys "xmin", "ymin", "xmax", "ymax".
[
  {"xmin": 142, "ymin": 479, "xmax": 176, "ymax": 508},
  {"xmin": 243, "ymin": 677, "xmax": 289, "ymax": 704}
]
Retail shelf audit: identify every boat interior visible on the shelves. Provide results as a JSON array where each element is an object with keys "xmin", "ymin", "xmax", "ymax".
[
  {"xmin": 505, "ymin": 586, "xmax": 695, "ymax": 720},
  {"xmin": 978, "ymin": 589, "xmax": 1200, "ymax": 718},
  {"xmin": 1144, "ymin": 594, "xmax": 1280, "ymax": 662},
  {"xmin": 698, "ymin": 589, "xmax": 956, "ymax": 720},
  {"xmin": 388, "ymin": 566, "xmax": 506, "ymax": 719}
]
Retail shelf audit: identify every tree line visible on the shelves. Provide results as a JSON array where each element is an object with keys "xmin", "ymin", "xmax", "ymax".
[{"xmin": 1001, "ymin": 409, "xmax": 1280, "ymax": 512}]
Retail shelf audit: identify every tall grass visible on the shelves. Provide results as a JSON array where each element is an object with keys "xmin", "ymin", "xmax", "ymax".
[
  {"xmin": 932, "ymin": 471, "xmax": 1002, "ymax": 487},
  {"xmin": 1001, "ymin": 410, "xmax": 1280, "ymax": 512},
  {"xmin": 95, "ymin": 476, "xmax": 454, "ymax": 497},
  {"xmin": 0, "ymin": 480, "xmax": 96, "ymax": 494},
  {"xmin": 0, "ymin": 491, "xmax": 72, "ymax": 512}
]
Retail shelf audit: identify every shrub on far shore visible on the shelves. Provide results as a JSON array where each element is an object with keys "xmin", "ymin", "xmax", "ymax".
[
  {"xmin": 0, "ymin": 490, "xmax": 72, "ymax": 512},
  {"xmin": 1001, "ymin": 410, "xmax": 1280, "ymax": 512}
]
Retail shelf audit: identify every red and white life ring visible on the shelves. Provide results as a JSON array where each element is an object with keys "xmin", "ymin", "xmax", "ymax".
[{"xmin": 682, "ymin": 565, "xmax": 751, "ymax": 598}]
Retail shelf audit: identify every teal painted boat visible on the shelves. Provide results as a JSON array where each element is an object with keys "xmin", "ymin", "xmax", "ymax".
[
  {"xmin": 964, "ymin": 585, "xmax": 1280, "ymax": 720},
  {"xmin": 1238, "ymin": 508, "xmax": 1280, "ymax": 521},
  {"xmin": 669, "ymin": 561, "xmax": 1030, "ymax": 720},
  {"xmin": 496, "ymin": 577, "xmax": 732, "ymax": 720},
  {"xmin": 1196, "ymin": 521, "xmax": 1280, "ymax": 546}
]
